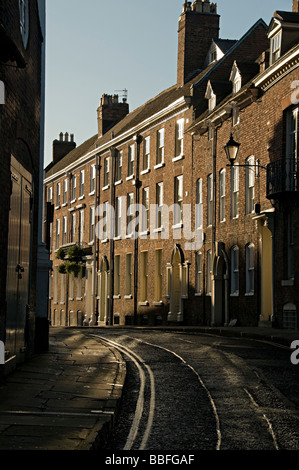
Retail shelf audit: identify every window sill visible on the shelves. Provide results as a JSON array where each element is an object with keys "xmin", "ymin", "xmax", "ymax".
[
  {"xmin": 78, "ymin": 195, "xmax": 84, "ymax": 200},
  {"xmin": 139, "ymin": 301, "xmax": 149, "ymax": 306},
  {"xmin": 62, "ymin": 203, "xmax": 68, "ymax": 207},
  {"xmin": 115, "ymin": 180, "xmax": 122, "ymax": 186},
  {"xmin": 125, "ymin": 295, "xmax": 133, "ymax": 300},
  {"xmin": 126, "ymin": 175, "xmax": 134, "ymax": 181},
  {"xmin": 245, "ymin": 292, "xmax": 254, "ymax": 296},
  {"xmin": 230, "ymin": 293, "xmax": 239, "ymax": 297},
  {"xmin": 102, "ymin": 185, "xmax": 110, "ymax": 191},
  {"xmin": 88, "ymin": 241, "xmax": 94, "ymax": 246},
  {"xmin": 55, "ymin": 205, "xmax": 61, "ymax": 210},
  {"xmin": 195, "ymin": 293, "xmax": 202, "ymax": 297},
  {"xmin": 101, "ymin": 238, "xmax": 109, "ymax": 244},
  {"xmin": 172, "ymin": 223, "xmax": 183, "ymax": 230},
  {"xmin": 140, "ymin": 230, "xmax": 150, "ymax": 237},
  {"xmin": 153, "ymin": 227, "xmax": 164, "ymax": 233},
  {"xmin": 126, "ymin": 233, "xmax": 134, "ymax": 239},
  {"xmin": 113, "ymin": 295, "xmax": 121, "ymax": 299},
  {"xmin": 76, "ymin": 297, "xmax": 83, "ymax": 301},
  {"xmin": 140, "ymin": 168, "xmax": 150, "ymax": 175},
  {"xmin": 69, "ymin": 297, "xmax": 74, "ymax": 301},
  {"xmin": 172, "ymin": 155, "xmax": 184, "ymax": 162},
  {"xmin": 152, "ymin": 301, "xmax": 163, "ymax": 307},
  {"xmin": 89, "ymin": 190, "xmax": 95, "ymax": 196},
  {"xmin": 114, "ymin": 236, "xmax": 122, "ymax": 241},
  {"xmin": 70, "ymin": 199, "xmax": 76, "ymax": 204},
  {"xmin": 154, "ymin": 162, "xmax": 165, "ymax": 170}
]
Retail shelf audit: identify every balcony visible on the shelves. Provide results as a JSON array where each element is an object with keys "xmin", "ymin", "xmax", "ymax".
[{"xmin": 266, "ymin": 159, "xmax": 299, "ymax": 199}]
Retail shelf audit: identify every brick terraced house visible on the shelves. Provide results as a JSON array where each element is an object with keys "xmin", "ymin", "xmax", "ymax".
[{"xmin": 44, "ymin": 0, "xmax": 299, "ymax": 329}]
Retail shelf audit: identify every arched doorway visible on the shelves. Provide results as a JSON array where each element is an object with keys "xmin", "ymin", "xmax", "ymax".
[
  {"xmin": 98, "ymin": 257, "xmax": 109, "ymax": 325},
  {"xmin": 167, "ymin": 245, "xmax": 188, "ymax": 323}
]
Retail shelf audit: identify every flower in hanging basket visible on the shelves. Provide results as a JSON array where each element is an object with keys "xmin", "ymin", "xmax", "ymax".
[
  {"xmin": 66, "ymin": 261, "xmax": 81, "ymax": 278},
  {"xmin": 58, "ymin": 263, "xmax": 67, "ymax": 274},
  {"xmin": 56, "ymin": 247, "xmax": 65, "ymax": 260},
  {"xmin": 67, "ymin": 245, "xmax": 84, "ymax": 262}
]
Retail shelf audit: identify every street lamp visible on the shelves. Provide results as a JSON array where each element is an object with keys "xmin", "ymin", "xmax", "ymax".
[{"xmin": 224, "ymin": 134, "xmax": 241, "ymax": 166}]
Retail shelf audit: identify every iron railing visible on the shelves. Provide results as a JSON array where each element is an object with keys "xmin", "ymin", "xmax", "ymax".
[{"xmin": 266, "ymin": 158, "xmax": 299, "ymax": 199}]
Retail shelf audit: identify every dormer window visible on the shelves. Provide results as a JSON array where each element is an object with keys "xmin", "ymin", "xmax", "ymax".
[
  {"xmin": 230, "ymin": 61, "xmax": 242, "ymax": 95},
  {"xmin": 205, "ymin": 81, "xmax": 216, "ymax": 112},
  {"xmin": 270, "ymin": 31, "xmax": 282, "ymax": 64}
]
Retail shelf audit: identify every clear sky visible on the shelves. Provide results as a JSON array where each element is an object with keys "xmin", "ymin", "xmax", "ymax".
[{"xmin": 44, "ymin": 0, "xmax": 292, "ymax": 168}]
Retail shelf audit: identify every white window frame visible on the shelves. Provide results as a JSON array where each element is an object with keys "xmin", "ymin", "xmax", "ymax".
[
  {"xmin": 103, "ymin": 156, "xmax": 110, "ymax": 188},
  {"xmin": 142, "ymin": 187, "xmax": 150, "ymax": 232},
  {"xmin": 125, "ymin": 253, "xmax": 132, "ymax": 297},
  {"xmin": 71, "ymin": 212, "xmax": 76, "ymax": 243},
  {"xmin": 207, "ymin": 174, "xmax": 213, "ymax": 226},
  {"xmin": 245, "ymin": 156, "xmax": 255, "ymax": 214},
  {"xmin": 196, "ymin": 178, "xmax": 203, "ymax": 230},
  {"xmin": 114, "ymin": 255, "xmax": 121, "ymax": 297},
  {"xmin": 55, "ymin": 219, "xmax": 60, "ymax": 250},
  {"xmin": 62, "ymin": 216, "xmax": 67, "ymax": 245},
  {"xmin": 195, "ymin": 252, "xmax": 202, "ymax": 295},
  {"xmin": 89, "ymin": 206, "xmax": 95, "ymax": 242},
  {"xmin": 56, "ymin": 182, "xmax": 61, "ymax": 207},
  {"xmin": 79, "ymin": 209, "xmax": 84, "ymax": 245},
  {"xmin": 63, "ymin": 179, "xmax": 68, "ymax": 205},
  {"xmin": 270, "ymin": 31, "xmax": 282, "ymax": 65},
  {"xmin": 154, "ymin": 249, "xmax": 163, "ymax": 302},
  {"xmin": 156, "ymin": 182, "xmax": 163, "ymax": 229},
  {"xmin": 174, "ymin": 118, "xmax": 184, "ymax": 159},
  {"xmin": 246, "ymin": 243, "xmax": 255, "ymax": 295},
  {"xmin": 143, "ymin": 136, "xmax": 150, "ymax": 172},
  {"xmin": 174, "ymin": 175, "xmax": 183, "ymax": 226},
  {"xmin": 71, "ymin": 174, "xmax": 76, "ymax": 201},
  {"xmin": 231, "ymin": 164, "xmax": 239, "ymax": 218},
  {"xmin": 127, "ymin": 192, "xmax": 134, "ymax": 236},
  {"xmin": 90, "ymin": 164, "xmax": 96, "ymax": 193},
  {"xmin": 230, "ymin": 246, "xmax": 239, "ymax": 295},
  {"xmin": 207, "ymin": 250, "xmax": 212, "ymax": 295},
  {"xmin": 116, "ymin": 151, "xmax": 122, "ymax": 183},
  {"xmin": 79, "ymin": 170, "xmax": 85, "ymax": 198},
  {"xmin": 156, "ymin": 128, "xmax": 165, "ymax": 166},
  {"xmin": 115, "ymin": 196, "xmax": 122, "ymax": 238},
  {"xmin": 219, "ymin": 169, "xmax": 226, "ymax": 222},
  {"xmin": 140, "ymin": 251, "xmax": 148, "ymax": 303},
  {"xmin": 128, "ymin": 144, "xmax": 135, "ymax": 178}
]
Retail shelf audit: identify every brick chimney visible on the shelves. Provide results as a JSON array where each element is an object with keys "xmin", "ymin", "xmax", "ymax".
[
  {"xmin": 97, "ymin": 94, "xmax": 129, "ymax": 137},
  {"xmin": 52, "ymin": 132, "xmax": 76, "ymax": 163},
  {"xmin": 293, "ymin": 0, "xmax": 299, "ymax": 12},
  {"xmin": 177, "ymin": 0, "xmax": 220, "ymax": 86}
]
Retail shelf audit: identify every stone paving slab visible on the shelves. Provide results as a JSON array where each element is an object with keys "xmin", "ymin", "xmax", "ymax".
[{"xmin": 0, "ymin": 328, "xmax": 126, "ymax": 451}]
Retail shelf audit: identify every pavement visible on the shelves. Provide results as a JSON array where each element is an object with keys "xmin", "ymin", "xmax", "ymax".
[{"xmin": 0, "ymin": 324, "xmax": 298, "ymax": 451}]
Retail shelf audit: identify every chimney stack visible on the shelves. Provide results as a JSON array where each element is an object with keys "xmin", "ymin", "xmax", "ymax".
[
  {"xmin": 293, "ymin": 0, "xmax": 299, "ymax": 12},
  {"xmin": 177, "ymin": 0, "xmax": 220, "ymax": 86},
  {"xmin": 97, "ymin": 94, "xmax": 129, "ymax": 137},
  {"xmin": 52, "ymin": 132, "xmax": 76, "ymax": 163}
]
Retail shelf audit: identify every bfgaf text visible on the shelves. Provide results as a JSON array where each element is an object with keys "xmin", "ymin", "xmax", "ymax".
[{"xmin": 105, "ymin": 454, "xmax": 195, "ymax": 467}]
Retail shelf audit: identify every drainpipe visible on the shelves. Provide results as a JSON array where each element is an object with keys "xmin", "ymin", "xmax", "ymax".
[
  {"xmin": 133, "ymin": 135, "xmax": 142, "ymax": 326},
  {"xmin": 90, "ymin": 154, "xmax": 100, "ymax": 326},
  {"xmin": 108, "ymin": 147, "xmax": 116, "ymax": 326}
]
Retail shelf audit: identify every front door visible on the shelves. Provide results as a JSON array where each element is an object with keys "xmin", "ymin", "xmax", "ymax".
[{"xmin": 6, "ymin": 156, "xmax": 32, "ymax": 362}]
